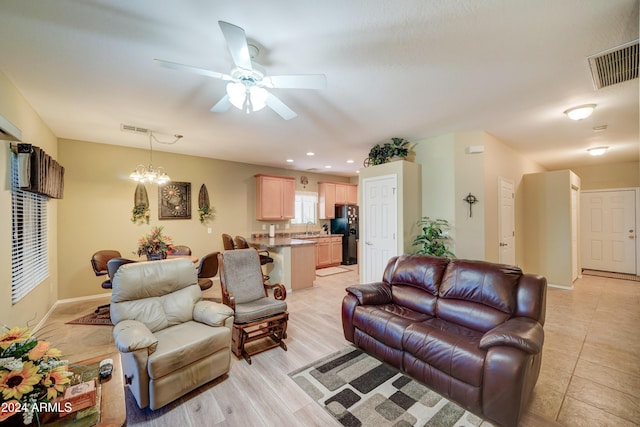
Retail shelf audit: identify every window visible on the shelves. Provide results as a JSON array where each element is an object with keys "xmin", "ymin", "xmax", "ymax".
[
  {"xmin": 11, "ymin": 152, "xmax": 49, "ymax": 304},
  {"xmin": 291, "ymin": 191, "xmax": 318, "ymax": 225}
]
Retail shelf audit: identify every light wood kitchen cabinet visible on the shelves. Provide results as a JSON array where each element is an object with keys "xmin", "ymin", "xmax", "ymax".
[
  {"xmin": 319, "ymin": 182, "xmax": 358, "ymax": 219},
  {"xmin": 330, "ymin": 236, "xmax": 343, "ymax": 265},
  {"xmin": 316, "ymin": 239, "xmax": 332, "ymax": 268},
  {"xmin": 255, "ymin": 174, "xmax": 295, "ymax": 220},
  {"xmin": 318, "ymin": 182, "xmax": 336, "ymax": 219}
]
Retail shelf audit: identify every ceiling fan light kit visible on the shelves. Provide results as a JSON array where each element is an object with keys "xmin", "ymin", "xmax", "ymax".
[
  {"xmin": 156, "ymin": 21, "xmax": 326, "ymax": 120},
  {"xmin": 564, "ymin": 104, "xmax": 596, "ymax": 120}
]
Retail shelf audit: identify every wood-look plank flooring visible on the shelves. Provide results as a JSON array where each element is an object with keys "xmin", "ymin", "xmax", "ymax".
[{"xmin": 35, "ymin": 266, "xmax": 639, "ymax": 426}]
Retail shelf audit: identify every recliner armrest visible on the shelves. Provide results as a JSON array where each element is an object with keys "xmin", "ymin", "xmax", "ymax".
[
  {"xmin": 113, "ymin": 319, "xmax": 158, "ymax": 354},
  {"xmin": 194, "ymin": 300, "xmax": 235, "ymax": 327},
  {"xmin": 480, "ymin": 317, "xmax": 544, "ymax": 354},
  {"xmin": 345, "ymin": 282, "xmax": 392, "ymax": 305}
]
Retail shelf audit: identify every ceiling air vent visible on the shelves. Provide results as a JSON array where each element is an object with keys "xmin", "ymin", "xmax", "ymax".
[
  {"xmin": 120, "ymin": 124, "xmax": 149, "ymax": 134},
  {"xmin": 587, "ymin": 39, "xmax": 639, "ymax": 90}
]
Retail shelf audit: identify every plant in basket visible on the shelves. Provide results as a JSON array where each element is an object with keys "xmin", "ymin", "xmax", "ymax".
[
  {"xmin": 0, "ymin": 326, "xmax": 72, "ymax": 425},
  {"xmin": 136, "ymin": 226, "xmax": 175, "ymax": 260}
]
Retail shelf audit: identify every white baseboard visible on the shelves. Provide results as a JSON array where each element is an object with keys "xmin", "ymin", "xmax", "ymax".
[
  {"xmin": 33, "ymin": 292, "xmax": 112, "ymax": 333},
  {"xmin": 547, "ymin": 282, "xmax": 573, "ymax": 290}
]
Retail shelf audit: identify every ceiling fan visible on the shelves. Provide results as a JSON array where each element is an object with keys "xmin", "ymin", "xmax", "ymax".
[{"xmin": 154, "ymin": 21, "xmax": 327, "ymax": 120}]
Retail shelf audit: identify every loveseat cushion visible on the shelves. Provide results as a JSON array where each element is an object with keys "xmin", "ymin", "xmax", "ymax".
[
  {"xmin": 148, "ymin": 321, "xmax": 231, "ymax": 379},
  {"xmin": 402, "ymin": 318, "xmax": 486, "ymax": 387},
  {"xmin": 352, "ymin": 304, "xmax": 432, "ymax": 349},
  {"xmin": 437, "ymin": 259, "xmax": 521, "ymax": 332}
]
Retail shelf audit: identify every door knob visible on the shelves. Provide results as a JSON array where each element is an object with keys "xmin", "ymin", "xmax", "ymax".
[
  {"xmin": 365, "ymin": 241, "xmax": 373, "ymax": 246},
  {"xmin": 499, "ymin": 243, "xmax": 507, "ymax": 247}
]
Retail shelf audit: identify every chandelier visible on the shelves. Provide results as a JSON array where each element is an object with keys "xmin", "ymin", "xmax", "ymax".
[{"xmin": 129, "ymin": 131, "xmax": 182, "ymax": 184}]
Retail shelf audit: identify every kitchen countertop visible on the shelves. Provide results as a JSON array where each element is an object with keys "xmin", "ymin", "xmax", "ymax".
[{"xmin": 247, "ymin": 234, "xmax": 344, "ymax": 249}]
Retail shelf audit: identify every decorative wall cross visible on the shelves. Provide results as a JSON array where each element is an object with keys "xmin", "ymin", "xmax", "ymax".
[{"xmin": 463, "ymin": 193, "xmax": 479, "ymax": 217}]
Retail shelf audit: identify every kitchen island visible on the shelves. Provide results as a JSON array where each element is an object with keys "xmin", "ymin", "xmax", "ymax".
[{"xmin": 246, "ymin": 236, "xmax": 317, "ymax": 292}]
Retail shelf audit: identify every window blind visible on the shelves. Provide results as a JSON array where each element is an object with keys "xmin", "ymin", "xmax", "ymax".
[{"xmin": 11, "ymin": 152, "xmax": 49, "ymax": 304}]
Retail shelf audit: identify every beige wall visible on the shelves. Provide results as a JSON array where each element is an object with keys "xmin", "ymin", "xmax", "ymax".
[
  {"xmin": 0, "ymin": 71, "xmax": 59, "ymax": 328},
  {"xmin": 570, "ymin": 161, "xmax": 639, "ymax": 190},
  {"xmin": 522, "ymin": 170, "xmax": 581, "ymax": 288},
  {"xmin": 58, "ymin": 138, "xmax": 350, "ymax": 299},
  {"xmin": 414, "ymin": 131, "xmax": 544, "ymax": 265}
]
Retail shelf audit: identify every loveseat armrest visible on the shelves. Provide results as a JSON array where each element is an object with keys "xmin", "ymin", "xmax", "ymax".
[
  {"xmin": 194, "ymin": 300, "xmax": 235, "ymax": 328},
  {"xmin": 480, "ymin": 317, "xmax": 543, "ymax": 354},
  {"xmin": 113, "ymin": 319, "xmax": 158, "ymax": 354},
  {"xmin": 345, "ymin": 282, "xmax": 392, "ymax": 305}
]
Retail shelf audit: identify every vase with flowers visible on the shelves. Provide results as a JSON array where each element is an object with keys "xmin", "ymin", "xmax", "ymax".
[
  {"xmin": 136, "ymin": 226, "xmax": 175, "ymax": 261},
  {"xmin": 0, "ymin": 326, "xmax": 72, "ymax": 425}
]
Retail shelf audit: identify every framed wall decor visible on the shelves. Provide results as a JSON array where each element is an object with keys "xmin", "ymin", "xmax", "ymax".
[{"xmin": 158, "ymin": 181, "xmax": 191, "ymax": 219}]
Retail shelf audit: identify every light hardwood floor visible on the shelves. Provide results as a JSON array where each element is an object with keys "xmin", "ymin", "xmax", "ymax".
[{"xmin": 35, "ymin": 267, "xmax": 639, "ymax": 426}]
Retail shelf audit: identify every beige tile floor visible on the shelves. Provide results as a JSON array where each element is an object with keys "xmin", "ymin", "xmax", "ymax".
[{"xmin": 35, "ymin": 269, "xmax": 639, "ymax": 426}]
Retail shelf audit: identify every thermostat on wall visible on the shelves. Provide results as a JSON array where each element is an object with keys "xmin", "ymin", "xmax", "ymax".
[{"xmin": 465, "ymin": 145, "xmax": 485, "ymax": 154}]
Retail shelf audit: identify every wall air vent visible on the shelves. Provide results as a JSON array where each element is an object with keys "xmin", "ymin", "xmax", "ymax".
[
  {"xmin": 587, "ymin": 39, "xmax": 639, "ymax": 90},
  {"xmin": 120, "ymin": 124, "xmax": 150, "ymax": 134}
]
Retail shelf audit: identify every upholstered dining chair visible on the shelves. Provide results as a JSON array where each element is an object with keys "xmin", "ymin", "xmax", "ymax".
[
  {"xmin": 197, "ymin": 251, "xmax": 220, "ymax": 291},
  {"xmin": 110, "ymin": 258, "xmax": 234, "ymax": 410},
  {"xmin": 234, "ymin": 235, "xmax": 274, "ymax": 281},
  {"xmin": 90, "ymin": 249, "xmax": 122, "ymax": 312},
  {"xmin": 221, "ymin": 233, "xmax": 236, "ymax": 251},
  {"xmin": 171, "ymin": 245, "xmax": 192, "ymax": 256},
  {"xmin": 217, "ymin": 248, "xmax": 288, "ymax": 364},
  {"xmin": 94, "ymin": 257, "xmax": 136, "ymax": 313}
]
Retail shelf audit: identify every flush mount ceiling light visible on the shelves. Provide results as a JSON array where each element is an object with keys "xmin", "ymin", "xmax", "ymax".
[
  {"xmin": 129, "ymin": 131, "xmax": 182, "ymax": 184},
  {"xmin": 587, "ymin": 146, "xmax": 608, "ymax": 156},
  {"xmin": 564, "ymin": 104, "xmax": 596, "ymax": 120}
]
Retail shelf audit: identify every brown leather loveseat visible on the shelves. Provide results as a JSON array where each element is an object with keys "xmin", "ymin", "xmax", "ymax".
[{"xmin": 342, "ymin": 254, "xmax": 546, "ymax": 427}]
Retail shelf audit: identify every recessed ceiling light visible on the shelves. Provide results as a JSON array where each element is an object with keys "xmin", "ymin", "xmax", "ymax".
[
  {"xmin": 564, "ymin": 104, "xmax": 596, "ymax": 120},
  {"xmin": 286, "ymin": 159, "xmax": 294, "ymax": 163},
  {"xmin": 346, "ymin": 159, "xmax": 355, "ymax": 164},
  {"xmin": 306, "ymin": 152, "xmax": 315, "ymax": 156},
  {"xmin": 587, "ymin": 146, "xmax": 608, "ymax": 156},
  {"xmin": 356, "ymin": 170, "xmax": 360, "ymax": 174},
  {"xmin": 325, "ymin": 165, "xmax": 332, "ymax": 169}
]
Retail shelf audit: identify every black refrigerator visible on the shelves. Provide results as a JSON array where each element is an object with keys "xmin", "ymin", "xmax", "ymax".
[{"xmin": 331, "ymin": 204, "xmax": 358, "ymax": 265}]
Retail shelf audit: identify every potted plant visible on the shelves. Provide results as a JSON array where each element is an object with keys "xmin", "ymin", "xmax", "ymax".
[
  {"xmin": 365, "ymin": 137, "xmax": 411, "ymax": 166},
  {"xmin": 412, "ymin": 217, "xmax": 455, "ymax": 258},
  {"xmin": 131, "ymin": 203, "xmax": 150, "ymax": 225},
  {"xmin": 136, "ymin": 226, "xmax": 175, "ymax": 260}
]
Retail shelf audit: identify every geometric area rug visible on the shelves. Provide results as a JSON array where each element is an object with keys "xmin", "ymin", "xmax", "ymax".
[{"xmin": 288, "ymin": 346, "xmax": 491, "ymax": 427}]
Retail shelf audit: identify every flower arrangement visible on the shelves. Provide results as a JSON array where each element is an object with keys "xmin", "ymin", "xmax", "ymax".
[
  {"xmin": 198, "ymin": 204, "xmax": 214, "ymax": 224},
  {"xmin": 136, "ymin": 226, "xmax": 175, "ymax": 259},
  {"xmin": 131, "ymin": 203, "xmax": 150, "ymax": 225},
  {"xmin": 0, "ymin": 326, "xmax": 71, "ymax": 425}
]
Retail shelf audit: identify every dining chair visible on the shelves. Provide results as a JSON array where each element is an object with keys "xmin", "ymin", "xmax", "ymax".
[
  {"xmin": 221, "ymin": 233, "xmax": 236, "ymax": 251},
  {"xmin": 172, "ymin": 245, "xmax": 192, "ymax": 255},
  {"xmin": 90, "ymin": 250, "xmax": 122, "ymax": 312},
  {"xmin": 197, "ymin": 251, "xmax": 220, "ymax": 291}
]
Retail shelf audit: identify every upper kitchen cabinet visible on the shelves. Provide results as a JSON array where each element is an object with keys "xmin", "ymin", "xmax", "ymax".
[
  {"xmin": 255, "ymin": 174, "xmax": 295, "ymax": 220},
  {"xmin": 319, "ymin": 182, "xmax": 358, "ymax": 219}
]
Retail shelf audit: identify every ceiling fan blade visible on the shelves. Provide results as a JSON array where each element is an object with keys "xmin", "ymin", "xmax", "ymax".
[
  {"xmin": 211, "ymin": 95, "xmax": 232, "ymax": 112},
  {"xmin": 265, "ymin": 74, "xmax": 328, "ymax": 90},
  {"xmin": 218, "ymin": 21, "xmax": 253, "ymax": 71},
  {"xmin": 154, "ymin": 59, "xmax": 232, "ymax": 81},
  {"xmin": 266, "ymin": 93, "xmax": 297, "ymax": 120}
]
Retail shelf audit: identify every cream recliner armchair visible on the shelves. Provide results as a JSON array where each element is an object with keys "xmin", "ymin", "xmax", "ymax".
[{"xmin": 110, "ymin": 258, "xmax": 234, "ymax": 410}]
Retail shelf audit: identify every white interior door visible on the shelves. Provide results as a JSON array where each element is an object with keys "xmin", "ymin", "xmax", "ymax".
[
  {"xmin": 571, "ymin": 186, "xmax": 579, "ymax": 282},
  {"xmin": 581, "ymin": 189, "xmax": 637, "ymax": 274},
  {"xmin": 498, "ymin": 177, "xmax": 515, "ymax": 265},
  {"xmin": 362, "ymin": 174, "xmax": 397, "ymax": 283}
]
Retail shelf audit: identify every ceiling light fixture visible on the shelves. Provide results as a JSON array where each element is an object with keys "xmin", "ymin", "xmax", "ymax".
[
  {"xmin": 346, "ymin": 159, "xmax": 355, "ymax": 164},
  {"xmin": 286, "ymin": 159, "xmax": 294, "ymax": 163},
  {"xmin": 129, "ymin": 131, "xmax": 182, "ymax": 184},
  {"xmin": 564, "ymin": 104, "xmax": 596, "ymax": 120},
  {"xmin": 587, "ymin": 146, "xmax": 608, "ymax": 156},
  {"xmin": 306, "ymin": 152, "xmax": 315, "ymax": 156},
  {"xmin": 226, "ymin": 81, "xmax": 268, "ymax": 114}
]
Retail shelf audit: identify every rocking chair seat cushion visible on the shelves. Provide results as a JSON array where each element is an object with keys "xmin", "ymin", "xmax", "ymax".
[{"xmin": 233, "ymin": 297, "xmax": 287, "ymax": 324}]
